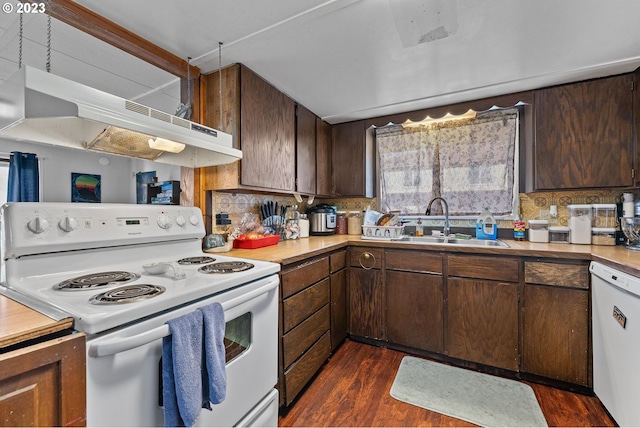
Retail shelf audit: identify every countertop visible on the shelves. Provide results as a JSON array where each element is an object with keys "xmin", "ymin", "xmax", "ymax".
[
  {"xmin": 4, "ymin": 234, "xmax": 639, "ymax": 348},
  {"xmin": 0, "ymin": 296, "xmax": 74, "ymax": 349},
  {"xmin": 228, "ymin": 234, "xmax": 640, "ymax": 274}
]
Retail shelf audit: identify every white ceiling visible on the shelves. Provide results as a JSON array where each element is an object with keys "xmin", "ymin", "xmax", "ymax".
[{"xmin": 1, "ymin": 0, "xmax": 640, "ymax": 124}]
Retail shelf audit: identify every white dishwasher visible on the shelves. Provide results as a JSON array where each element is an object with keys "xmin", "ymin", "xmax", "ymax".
[{"xmin": 590, "ymin": 261, "xmax": 640, "ymax": 427}]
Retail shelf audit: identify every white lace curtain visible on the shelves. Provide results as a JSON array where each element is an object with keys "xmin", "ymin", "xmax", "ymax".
[{"xmin": 376, "ymin": 109, "xmax": 518, "ymax": 216}]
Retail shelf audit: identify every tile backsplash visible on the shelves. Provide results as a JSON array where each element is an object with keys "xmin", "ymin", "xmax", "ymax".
[
  {"xmin": 209, "ymin": 192, "xmax": 376, "ymax": 233},
  {"xmin": 209, "ymin": 189, "xmax": 636, "ymax": 234},
  {"xmin": 519, "ymin": 189, "xmax": 635, "ymax": 227}
]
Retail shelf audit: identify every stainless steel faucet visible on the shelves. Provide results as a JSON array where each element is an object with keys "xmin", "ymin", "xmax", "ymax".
[{"xmin": 425, "ymin": 197, "xmax": 450, "ymax": 236}]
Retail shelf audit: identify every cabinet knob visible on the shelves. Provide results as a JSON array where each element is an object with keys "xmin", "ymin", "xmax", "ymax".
[{"xmin": 359, "ymin": 251, "xmax": 376, "ymax": 270}]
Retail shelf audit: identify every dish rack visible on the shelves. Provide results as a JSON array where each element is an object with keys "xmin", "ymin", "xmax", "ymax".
[{"xmin": 361, "ymin": 225, "xmax": 404, "ymax": 239}]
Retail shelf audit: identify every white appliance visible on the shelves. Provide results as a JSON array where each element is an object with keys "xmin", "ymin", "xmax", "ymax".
[
  {"xmin": 0, "ymin": 66, "xmax": 242, "ymax": 168},
  {"xmin": 590, "ymin": 261, "xmax": 640, "ymax": 427},
  {"xmin": 0, "ymin": 202, "xmax": 280, "ymax": 427}
]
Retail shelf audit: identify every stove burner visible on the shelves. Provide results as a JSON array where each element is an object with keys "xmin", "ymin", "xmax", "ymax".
[
  {"xmin": 177, "ymin": 256, "xmax": 216, "ymax": 265},
  {"xmin": 89, "ymin": 284, "xmax": 165, "ymax": 304},
  {"xmin": 54, "ymin": 271, "xmax": 141, "ymax": 290},
  {"xmin": 198, "ymin": 261, "xmax": 254, "ymax": 274}
]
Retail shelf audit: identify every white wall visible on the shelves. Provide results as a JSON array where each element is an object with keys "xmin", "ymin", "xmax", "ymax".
[{"xmin": 0, "ymin": 139, "xmax": 181, "ymax": 203}]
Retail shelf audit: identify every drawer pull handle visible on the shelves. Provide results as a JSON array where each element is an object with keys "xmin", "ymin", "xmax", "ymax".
[{"xmin": 359, "ymin": 252, "xmax": 376, "ymax": 270}]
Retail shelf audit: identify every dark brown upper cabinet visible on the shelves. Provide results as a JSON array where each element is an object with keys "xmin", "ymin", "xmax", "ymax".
[
  {"xmin": 332, "ymin": 120, "xmax": 375, "ymax": 197},
  {"xmin": 200, "ymin": 64, "xmax": 296, "ymax": 193},
  {"xmin": 296, "ymin": 104, "xmax": 316, "ymax": 195},
  {"xmin": 316, "ymin": 118, "xmax": 332, "ymax": 197},
  {"xmin": 534, "ymin": 73, "xmax": 634, "ymax": 190}
]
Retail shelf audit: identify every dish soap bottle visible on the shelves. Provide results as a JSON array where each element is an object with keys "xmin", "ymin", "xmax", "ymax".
[
  {"xmin": 476, "ymin": 208, "xmax": 498, "ymax": 240},
  {"xmin": 416, "ymin": 218, "xmax": 424, "ymax": 237}
]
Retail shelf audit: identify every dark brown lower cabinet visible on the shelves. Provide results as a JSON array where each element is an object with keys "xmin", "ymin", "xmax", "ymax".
[
  {"xmin": 447, "ymin": 277, "xmax": 519, "ymax": 371},
  {"xmin": 348, "ymin": 247, "xmax": 384, "ymax": 340},
  {"xmin": 283, "ymin": 332, "xmax": 331, "ymax": 405},
  {"xmin": 386, "ymin": 270, "xmax": 444, "ymax": 353},
  {"xmin": 344, "ymin": 248, "xmax": 592, "ymax": 391},
  {"xmin": 280, "ymin": 256, "xmax": 331, "ymax": 406},
  {"xmin": 522, "ymin": 260, "xmax": 590, "ymax": 386},
  {"xmin": 329, "ymin": 264, "xmax": 347, "ymax": 351},
  {"xmin": 279, "ymin": 249, "xmax": 349, "ymax": 407},
  {"xmin": 0, "ymin": 333, "xmax": 86, "ymax": 427}
]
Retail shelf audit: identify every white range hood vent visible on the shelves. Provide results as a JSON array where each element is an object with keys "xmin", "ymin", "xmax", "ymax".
[{"xmin": 0, "ymin": 66, "xmax": 241, "ymax": 168}]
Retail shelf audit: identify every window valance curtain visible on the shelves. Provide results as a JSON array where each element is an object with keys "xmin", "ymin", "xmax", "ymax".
[{"xmin": 377, "ymin": 109, "xmax": 518, "ymax": 216}]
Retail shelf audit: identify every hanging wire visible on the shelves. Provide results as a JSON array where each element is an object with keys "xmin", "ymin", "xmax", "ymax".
[
  {"xmin": 18, "ymin": 13, "xmax": 23, "ymax": 68},
  {"xmin": 186, "ymin": 56, "xmax": 192, "ymax": 110},
  {"xmin": 46, "ymin": 14, "xmax": 52, "ymax": 72},
  {"xmin": 218, "ymin": 42, "xmax": 223, "ymax": 130}
]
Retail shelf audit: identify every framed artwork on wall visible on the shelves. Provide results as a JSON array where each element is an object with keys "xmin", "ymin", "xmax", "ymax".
[{"xmin": 71, "ymin": 173, "xmax": 101, "ymax": 203}]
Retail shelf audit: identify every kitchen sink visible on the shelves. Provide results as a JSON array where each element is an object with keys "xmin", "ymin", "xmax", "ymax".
[{"xmin": 390, "ymin": 235, "xmax": 510, "ymax": 248}]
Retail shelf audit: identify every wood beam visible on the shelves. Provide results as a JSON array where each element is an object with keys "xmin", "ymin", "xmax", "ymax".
[{"xmin": 22, "ymin": 0, "xmax": 200, "ymax": 79}]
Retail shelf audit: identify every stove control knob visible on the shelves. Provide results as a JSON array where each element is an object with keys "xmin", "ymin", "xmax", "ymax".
[
  {"xmin": 27, "ymin": 216, "xmax": 49, "ymax": 234},
  {"xmin": 58, "ymin": 216, "xmax": 78, "ymax": 232},
  {"xmin": 175, "ymin": 215, "xmax": 186, "ymax": 227},
  {"xmin": 157, "ymin": 214, "xmax": 173, "ymax": 229},
  {"xmin": 189, "ymin": 214, "xmax": 200, "ymax": 226}
]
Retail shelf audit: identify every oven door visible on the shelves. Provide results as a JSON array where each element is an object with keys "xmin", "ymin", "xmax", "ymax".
[{"xmin": 85, "ymin": 274, "xmax": 279, "ymax": 427}]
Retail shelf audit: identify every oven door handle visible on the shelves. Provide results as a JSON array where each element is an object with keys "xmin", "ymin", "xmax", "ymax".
[{"xmin": 88, "ymin": 280, "xmax": 277, "ymax": 358}]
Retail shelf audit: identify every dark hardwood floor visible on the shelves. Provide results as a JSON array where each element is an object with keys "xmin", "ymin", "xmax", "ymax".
[{"xmin": 278, "ymin": 339, "xmax": 616, "ymax": 427}]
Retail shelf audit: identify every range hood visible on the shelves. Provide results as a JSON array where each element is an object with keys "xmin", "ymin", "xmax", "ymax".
[{"xmin": 0, "ymin": 66, "xmax": 241, "ymax": 168}]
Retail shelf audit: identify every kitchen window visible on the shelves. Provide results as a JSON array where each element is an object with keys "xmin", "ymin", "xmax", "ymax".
[{"xmin": 376, "ymin": 108, "xmax": 519, "ymax": 217}]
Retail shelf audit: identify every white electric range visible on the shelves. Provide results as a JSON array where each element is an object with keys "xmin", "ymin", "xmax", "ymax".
[{"xmin": 0, "ymin": 202, "xmax": 280, "ymax": 427}]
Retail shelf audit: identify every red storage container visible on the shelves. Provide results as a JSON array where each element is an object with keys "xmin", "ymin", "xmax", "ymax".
[{"xmin": 233, "ymin": 235, "xmax": 280, "ymax": 249}]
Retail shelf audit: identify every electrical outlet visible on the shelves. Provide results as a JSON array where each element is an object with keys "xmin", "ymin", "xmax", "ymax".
[{"xmin": 539, "ymin": 209, "xmax": 550, "ymax": 221}]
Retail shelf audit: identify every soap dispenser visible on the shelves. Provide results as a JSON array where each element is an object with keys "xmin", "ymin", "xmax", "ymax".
[{"xmin": 476, "ymin": 208, "xmax": 498, "ymax": 240}]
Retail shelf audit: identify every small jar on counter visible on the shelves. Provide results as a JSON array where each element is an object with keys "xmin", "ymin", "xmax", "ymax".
[
  {"xmin": 568, "ymin": 204, "xmax": 592, "ymax": 244},
  {"xmin": 592, "ymin": 204, "xmax": 618, "ymax": 228},
  {"xmin": 591, "ymin": 228, "xmax": 616, "ymax": 246},
  {"xmin": 335, "ymin": 211, "xmax": 347, "ymax": 235},
  {"xmin": 528, "ymin": 220, "xmax": 549, "ymax": 242},
  {"xmin": 298, "ymin": 214, "xmax": 309, "ymax": 238},
  {"xmin": 347, "ymin": 211, "xmax": 362, "ymax": 235},
  {"xmin": 549, "ymin": 226, "xmax": 571, "ymax": 244}
]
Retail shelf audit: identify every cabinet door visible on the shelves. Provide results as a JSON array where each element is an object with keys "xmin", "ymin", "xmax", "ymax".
[
  {"xmin": 386, "ymin": 270, "xmax": 444, "ymax": 353},
  {"xmin": 332, "ymin": 120, "xmax": 374, "ymax": 197},
  {"xmin": 447, "ymin": 277, "xmax": 519, "ymax": 371},
  {"xmin": 0, "ymin": 334, "xmax": 86, "ymax": 427},
  {"xmin": 330, "ymin": 268, "xmax": 347, "ymax": 350},
  {"xmin": 348, "ymin": 267, "xmax": 384, "ymax": 340},
  {"xmin": 316, "ymin": 118, "xmax": 332, "ymax": 197},
  {"xmin": 535, "ymin": 74, "xmax": 634, "ymax": 189},
  {"xmin": 296, "ymin": 104, "xmax": 316, "ymax": 195},
  {"xmin": 522, "ymin": 285, "xmax": 589, "ymax": 386},
  {"xmin": 240, "ymin": 66, "xmax": 296, "ymax": 191}
]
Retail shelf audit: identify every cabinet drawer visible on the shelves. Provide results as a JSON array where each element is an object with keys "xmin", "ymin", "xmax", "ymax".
[
  {"xmin": 386, "ymin": 249, "xmax": 443, "ymax": 274},
  {"xmin": 282, "ymin": 304, "xmax": 330, "ymax": 368},
  {"xmin": 283, "ymin": 331, "xmax": 331, "ymax": 406},
  {"xmin": 282, "ymin": 278, "xmax": 330, "ymax": 333},
  {"xmin": 448, "ymin": 254, "xmax": 519, "ymax": 282},
  {"xmin": 524, "ymin": 261, "xmax": 589, "ymax": 289},
  {"xmin": 330, "ymin": 250, "xmax": 347, "ymax": 273},
  {"xmin": 281, "ymin": 256, "xmax": 329, "ymax": 298},
  {"xmin": 349, "ymin": 247, "xmax": 383, "ymax": 269}
]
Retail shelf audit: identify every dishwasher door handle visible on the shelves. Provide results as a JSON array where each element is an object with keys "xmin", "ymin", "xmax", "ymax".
[{"xmin": 88, "ymin": 280, "xmax": 277, "ymax": 357}]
